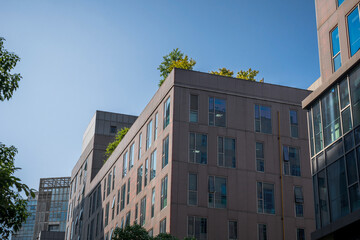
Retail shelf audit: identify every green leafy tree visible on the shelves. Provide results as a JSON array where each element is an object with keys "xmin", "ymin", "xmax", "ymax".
[
  {"xmin": 153, "ymin": 233, "xmax": 178, "ymax": 240},
  {"xmin": 157, "ymin": 48, "xmax": 196, "ymax": 87},
  {"xmin": 0, "ymin": 143, "xmax": 35, "ymax": 239},
  {"xmin": 105, "ymin": 127, "xmax": 130, "ymax": 161},
  {"xmin": 209, "ymin": 67, "xmax": 234, "ymax": 77},
  {"xmin": 0, "ymin": 37, "xmax": 22, "ymax": 101},
  {"xmin": 236, "ymin": 68, "xmax": 260, "ymax": 81},
  {"xmin": 112, "ymin": 224, "xmax": 151, "ymax": 240}
]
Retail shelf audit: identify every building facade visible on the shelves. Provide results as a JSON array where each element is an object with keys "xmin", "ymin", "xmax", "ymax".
[
  {"xmin": 33, "ymin": 177, "xmax": 70, "ymax": 239},
  {"xmin": 302, "ymin": 0, "xmax": 360, "ymax": 239},
  {"xmin": 12, "ymin": 192, "xmax": 38, "ymax": 240},
  {"xmin": 67, "ymin": 68, "xmax": 315, "ymax": 240}
]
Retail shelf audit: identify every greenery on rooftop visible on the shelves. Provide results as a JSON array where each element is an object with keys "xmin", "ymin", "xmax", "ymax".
[{"xmin": 104, "ymin": 127, "xmax": 129, "ymax": 162}]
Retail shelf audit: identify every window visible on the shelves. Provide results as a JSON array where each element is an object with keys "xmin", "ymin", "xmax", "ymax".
[
  {"xmin": 189, "ymin": 133, "xmax": 207, "ymax": 164},
  {"xmin": 112, "ymin": 167, "xmax": 116, "ymax": 190},
  {"xmin": 160, "ymin": 218, "xmax": 166, "ymax": 233},
  {"xmin": 137, "ymin": 165, "xmax": 143, "ymax": 194},
  {"xmin": 127, "ymin": 178, "xmax": 130, "ymax": 205},
  {"xmin": 135, "ymin": 203, "xmax": 138, "ymax": 224},
  {"xmin": 140, "ymin": 196, "xmax": 146, "ymax": 226},
  {"xmin": 111, "ymin": 196, "xmax": 115, "ymax": 220},
  {"xmin": 138, "ymin": 133, "xmax": 142, "ymax": 160},
  {"xmin": 294, "ymin": 186, "xmax": 304, "ymax": 217},
  {"xmin": 162, "ymin": 136, "xmax": 169, "ymax": 168},
  {"xmin": 144, "ymin": 158, "xmax": 148, "ymax": 187},
  {"xmin": 208, "ymin": 176, "xmax": 227, "ymax": 208},
  {"xmin": 107, "ymin": 173, "xmax": 111, "ymax": 196},
  {"xmin": 120, "ymin": 184, "xmax": 125, "ymax": 211},
  {"xmin": 146, "ymin": 120, "xmax": 153, "ymax": 150},
  {"xmin": 283, "ymin": 146, "xmax": 301, "ymax": 176},
  {"xmin": 110, "ymin": 126, "xmax": 117, "ymax": 134},
  {"xmin": 313, "ymin": 101, "xmax": 324, "ymax": 153},
  {"xmin": 188, "ymin": 173, "xmax": 197, "ymax": 205},
  {"xmin": 229, "ymin": 221, "xmax": 237, "ymax": 240},
  {"xmin": 290, "ymin": 110, "xmax": 299, "ymax": 138},
  {"xmin": 331, "ymin": 27, "xmax": 341, "ymax": 72},
  {"xmin": 129, "ymin": 143, "xmax": 134, "ymax": 170},
  {"xmin": 338, "ymin": 0, "xmax": 344, "ymax": 7},
  {"xmin": 161, "ymin": 175, "xmax": 168, "ymax": 210},
  {"xmin": 190, "ymin": 94, "xmax": 198, "ymax": 122},
  {"xmin": 164, "ymin": 97, "xmax": 170, "ymax": 129},
  {"xmin": 120, "ymin": 217, "xmax": 124, "ymax": 229},
  {"xmin": 103, "ymin": 178, "xmax": 106, "ymax": 200},
  {"xmin": 148, "ymin": 229, "xmax": 153, "ymax": 237},
  {"xmin": 350, "ymin": 64, "xmax": 360, "ymax": 127},
  {"xmin": 105, "ymin": 202, "xmax": 109, "ymax": 227},
  {"xmin": 154, "ymin": 113, "xmax": 158, "ymax": 140},
  {"xmin": 218, "ymin": 137, "xmax": 236, "ymax": 168},
  {"xmin": 125, "ymin": 211, "xmax": 131, "ymax": 227},
  {"xmin": 257, "ymin": 182, "xmax": 275, "ymax": 214},
  {"xmin": 339, "ymin": 78, "xmax": 352, "ymax": 134},
  {"xmin": 122, "ymin": 151, "xmax": 128, "ymax": 178},
  {"xmin": 255, "ymin": 105, "xmax": 272, "ymax": 134},
  {"xmin": 188, "ymin": 216, "xmax": 207, "ymax": 240},
  {"xmin": 116, "ymin": 190, "xmax": 120, "ymax": 215},
  {"xmin": 256, "ymin": 142, "xmax": 264, "ymax": 172},
  {"xmin": 297, "ymin": 228, "xmax": 305, "ymax": 240},
  {"xmin": 150, "ymin": 150, "xmax": 157, "ymax": 181},
  {"xmin": 209, "ymin": 97, "xmax": 226, "ymax": 127},
  {"xmin": 348, "ymin": 6, "xmax": 360, "ymax": 56},
  {"xmin": 258, "ymin": 224, "xmax": 267, "ymax": 240},
  {"xmin": 151, "ymin": 187, "xmax": 155, "ymax": 218}
]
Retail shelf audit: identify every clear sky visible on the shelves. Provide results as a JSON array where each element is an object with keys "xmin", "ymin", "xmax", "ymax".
[{"xmin": 0, "ymin": 0, "xmax": 319, "ymax": 191}]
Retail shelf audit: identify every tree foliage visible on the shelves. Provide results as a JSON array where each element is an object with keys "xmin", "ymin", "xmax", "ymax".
[
  {"xmin": 112, "ymin": 224, "xmax": 196, "ymax": 240},
  {"xmin": 236, "ymin": 68, "xmax": 261, "ymax": 81},
  {"xmin": 0, "ymin": 143, "xmax": 35, "ymax": 239},
  {"xmin": 0, "ymin": 37, "xmax": 22, "ymax": 101},
  {"xmin": 158, "ymin": 48, "xmax": 196, "ymax": 87},
  {"xmin": 105, "ymin": 127, "xmax": 130, "ymax": 161},
  {"xmin": 209, "ymin": 68, "xmax": 234, "ymax": 77}
]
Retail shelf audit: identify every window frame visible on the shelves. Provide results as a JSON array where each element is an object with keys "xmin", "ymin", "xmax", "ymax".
[
  {"xmin": 294, "ymin": 186, "xmax": 304, "ymax": 218},
  {"xmin": 257, "ymin": 182, "xmax": 275, "ymax": 215},
  {"xmin": 254, "ymin": 104, "xmax": 272, "ymax": 134},
  {"xmin": 217, "ymin": 136, "xmax": 236, "ymax": 168},
  {"xmin": 208, "ymin": 96, "xmax": 227, "ymax": 127},
  {"xmin": 190, "ymin": 94, "xmax": 199, "ymax": 123},
  {"xmin": 189, "ymin": 132, "xmax": 208, "ymax": 164},
  {"xmin": 161, "ymin": 175, "xmax": 168, "ymax": 210},
  {"xmin": 256, "ymin": 142, "xmax": 265, "ymax": 172},
  {"xmin": 188, "ymin": 173, "xmax": 198, "ymax": 206},
  {"xmin": 208, "ymin": 175, "xmax": 227, "ymax": 208},
  {"xmin": 330, "ymin": 25, "xmax": 341, "ymax": 72},
  {"xmin": 163, "ymin": 97, "xmax": 171, "ymax": 129},
  {"xmin": 162, "ymin": 135, "xmax": 169, "ymax": 168}
]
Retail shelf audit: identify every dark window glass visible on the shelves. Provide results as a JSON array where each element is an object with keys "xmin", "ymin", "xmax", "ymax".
[
  {"xmin": 339, "ymin": 78, "xmax": 350, "ymax": 109},
  {"xmin": 162, "ymin": 136, "xmax": 169, "ymax": 168},
  {"xmin": 208, "ymin": 176, "xmax": 227, "ymax": 208},
  {"xmin": 229, "ymin": 221, "xmax": 237, "ymax": 240},
  {"xmin": 189, "ymin": 133, "xmax": 207, "ymax": 164},
  {"xmin": 160, "ymin": 218, "xmax": 166, "ymax": 233},
  {"xmin": 110, "ymin": 126, "xmax": 117, "ymax": 134},
  {"xmin": 150, "ymin": 150, "xmax": 157, "ymax": 180},
  {"xmin": 188, "ymin": 216, "xmax": 207, "ymax": 240},
  {"xmin": 346, "ymin": 151, "xmax": 358, "ymax": 185},
  {"xmin": 342, "ymin": 107, "xmax": 353, "ymax": 134},
  {"xmin": 290, "ymin": 110, "xmax": 299, "ymax": 138},
  {"xmin": 325, "ymin": 139, "xmax": 343, "ymax": 165},
  {"xmin": 137, "ymin": 165, "xmax": 143, "ymax": 194},
  {"xmin": 140, "ymin": 197, "xmax": 146, "ymax": 226},
  {"xmin": 163, "ymin": 97, "xmax": 170, "ymax": 129},
  {"xmin": 188, "ymin": 173, "xmax": 197, "ymax": 205},
  {"xmin": 294, "ymin": 187, "xmax": 304, "ymax": 217},
  {"xmin": 349, "ymin": 183, "xmax": 360, "ymax": 212},
  {"xmin": 313, "ymin": 102, "xmax": 324, "ymax": 153},
  {"xmin": 318, "ymin": 170, "xmax": 330, "ymax": 227},
  {"xmin": 308, "ymin": 110, "xmax": 315, "ymax": 156},
  {"xmin": 297, "ymin": 228, "xmax": 305, "ymax": 240},
  {"xmin": 151, "ymin": 187, "xmax": 155, "ymax": 218},
  {"xmin": 161, "ymin": 176, "xmax": 168, "ymax": 210},
  {"xmin": 257, "ymin": 182, "xmax": 275, "ymax": 214},
  {"xmin": 350, "ymin": 52, "xmax": 360, "ymax": 127},
  {"xmin": 344, "ymin": 132, "xmax": 354, "ymax": 152},
  {"xmin": 190, "ymin": 94, "xmax": 198, "ymax": 122},
  {"xmin": 218, "ymin": 137, "xmax": 236, "ymax": 168},
  {"xmin": 258, "ymin": 224, "xmax": 267, "ymax": 240},
  {"xmin": 255, "ymin": 105, "xmax": 272, "ymax": 134},
  {"xmin": 256, "ymin": 142, "xmax": 264, "ymax": 172},
  {"xmin": 348, "ymin": 7, "xmax": 360, "ymax": 56},
  {"xmin": 209, "ymin": 97, "xmax": 226, "ymax": 127},
  {"xmin": 283, "ymin": 146, "xmax": 301, "ymax": 176}
]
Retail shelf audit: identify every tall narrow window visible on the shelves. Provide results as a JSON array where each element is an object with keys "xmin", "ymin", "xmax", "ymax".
[
  {"xmin": 188, "ymin": 173, "xmax": 197, "ymax": 205},
  {"xmin": 103, "ymin": 178, "xmax": 106, "ymax": 200},
  {"xmin": 209, "ymin": 97, "xmax": 226, "ymax": 127},
  {"xmin": 105, "ymin": 202, "xmax": 109, "ymax": 227},
  {"xmin": 151, "ymin": 187, "xmax": 155, "ymax": 218},
  {"xmin": 112, "ymin": 167, "xmax": 115, "ymax": 190},
  {"xmin": 164, "ymin": 97, "xmax": 170, "ymax": 129},
  {"xmin": 146, "ymin": 120, "xmax": 153, "ymax": 150},
  {"xmin": 190, "ymin": 94, "xmax": 199, "ymax": 122},
  {"xmin": 140, "ymin": 196, "xmax": 146, "ymax": 226},
  {"xmin": 116, "ymin": 190, "xmax": 120, "ymax": 215},
  {"xmin": 138, "ymin": 133, "xmax": 142, "ymax": 160},
  {"xmin": 129, "ymin": 143, "xmax": 134, "ymax": 170},
  {"xmin": 122, "ymin": 151, "xmax": 128, "ymax": 178},
  {"xmin": 313, "ymin": 101, "xmax": 323, "ymax": 153},
  {"xmin": 308, "ymin": 110, "xmax": 315, "ymax": 156},
  {"xmin": 107, "ymin": 173, "xmax": 111, "ymax": 196},
  {"xmin": 135, "ymin": 203, "xmax": 139, "ymax": 224},
  {"xmin": 257, "ymin": 182, "xmax": 275, "ymax": 214},
  {"xmin": 161, "ymin": 175, "xmax": 168, "ymax": 210},
  {"xmin": 258, "ymin": 224, "xmax": 267, "ymax": 240},
  {"xmin": 144, "ymin": 158, "xmax": 148, "ymax": 187},
  {"xmin": 150, "ymin": 150, "xmax": 157, "ymax": 181},
  {"xmin": 229, "ymin": 221, "xmax": 237, "ymax": 240},
  {"xmin": 350, "ymin": 65, "xmax": 360, "ymax": 127},
  {"xmin": 127, "ymin": 178, "xmax": 130, "ymax": 205},
  {"xmin": 331, "ymin": 27, "xmax": 341, "ymax": 72},
  {"xmin": 111, "ymin": 196, "xmax": 115, "ymax": 220},
  {"xmin": 256, "ymin": 142, "xmax": 264, "ymax": 172},
  {"xmin": 188, "ymin": 216, "xmax": 207, "ymax": 239},
  {"xmin": 137, "ymin": 165, "xmax": 143, "ymax": 194},
  {"xmin": 189, "ymin": 133, "xmax": 207, "ymax": 164},
  {"xmin": 160, "ymin": 218, "xmax": 166, "ymax": 233},
  {"xmin": 297, "ymin": 228, "xmax": 305, "ymax": 240},
  {"xmin": 339, "ymin": 78, "xmax": 352, "ymax": 133},
  {"xmin": 125, "ymin": 212, "xmax": 131, "ymax": 227},
  {"xmin": 218, "ymin": 137, "xmax": 236, "ymax": 168},
  {"xmin": 294, "ymin": 186, "xmax": 304, "ymax": 217},
  {"xmin": 348, "ymin": 7, "xmax": 360, "ymax": 56},
  {"xmin": 120, "ymin": 184, "xmax": 125, "ymax": 211},
  {"xmin": 162, "ymin": 136, "xmax": 169, "ymax": 168},
  {"xmin": 290, "ymin": 110, "xmax": 299, "ymax": 138},
  {"xmin": 208, "ymin": 176, "xmax": 227, "ymax": 208},
  {"xmin": 283, "ymin": 146, "xmax": 301, "ymax": 176},
  {"xmin": 255, "ymin": 105, "xmax": 272, "ymax": 134},
  {"xmin": 154, "ymin": 113, "xmax": 158, "ymax": 140}
]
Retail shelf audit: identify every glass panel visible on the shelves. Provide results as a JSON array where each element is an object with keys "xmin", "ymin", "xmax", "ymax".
[
  {"xmin": 346, "ymin": 151, "xmax": 358, "ymax": 185},
  {"xmin": 190, "ymin": 94, "xmax": 198, "ymax": 123},
  {"xmin": 355, "ymin": 126, "xmax": 360, "ymax": 144},
  {"xmin": 215, "ymin": 98, "xmax": 226, "ymax": 127},
  {"xmin": 229, "ymin": 221, "xmax": 237, "ymax": 240},
  {"xmin": 313, "ymin": 102, "xmax": 324, "ymax": 153},
  {"xmin": 225, "ymin": 138, "xmax": 236, "ymax": 168},
  {"xmin": 348, "ymin": 7, "xmax": 360, "ymax": 56},
  {"xmin": 313, "ymin": 175, "xmax": 321, "ymax": 229},
  {"xmin": 332, "ymin": 28, "xmax": 340, "ymax": 56},
  {"xmin": 318, "ymin": 170, "xmax": 330, "ymax": 227},
  {"xmin": 327, "ymin": 158, "xmax": 349, "ymax": 222},
  {"xmin": 325, "ymin": 139, "xmax": 343, "ymax": 165},
  {"xmin": 342, "ymin": 107, "xmax": 353, "ymax": 134},
  {"xmin": 297, "ymin": 228, "xmax": 305, "ymax": 240},
  {"xmin": 317, "ymin": 152, "xmax": 325, "ymax": 170},
  {"xmin": 289, "ymin": 147, "xmax": 301, "ymax": 176},
  {"xmin": 334, "ymin": 54, "xmax": 342, "ymax": 72},
  {"xmin": 339, "ymin": 78, "xmax": 350, "ymax": 109},
  {"xmin": 255, "ymin": 105, "xmax": 260, "ymax": 132},
  {"xmin": 308, "ymin": 110, "xmax": 315, "ymax": 156},
  {"xmin": 260, "ymin": 106, "xmax": 272, "ymax": 134},
  {"xmin": 344, "ymin": 131, "xmax": 354, "ymax": 152},
  {"xmin": 258, "ymin": 224, "xmax": 267, "ymax": 240},
  {"xmin": 350, "ymin": 64, "xmax": 360, "ymax": 127},
  {"xmin": 321, "ymin": 87, "xmax": 341, "ymax": 147},
  {"xmin": 263, "ymin": 183, "xmax": 275, "ymax": 214},
  {"xmin": 349, "ymin": 183, "xmax": 360, "ymax": 212},
  {"xmin": 209, "ymin": 97, "xmax": 214, "ymax": 126}
]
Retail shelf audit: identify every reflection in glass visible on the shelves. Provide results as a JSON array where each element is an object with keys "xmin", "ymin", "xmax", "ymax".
[
  {"xmin": 350, "ymin": 64, "xmax": 360, "ymax": 127},
  {"xmin": 313, "ymin": 102, "xmax": 323, "ymax": 153},
  {"xmin": 348, "ymin": 7, "xmax": 360, "ymax": 56}
]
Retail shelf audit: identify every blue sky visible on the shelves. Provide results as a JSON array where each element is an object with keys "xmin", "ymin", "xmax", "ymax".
[{"xmin": 0, "ymin": 0, "xmax": 319, "ymax": 191}]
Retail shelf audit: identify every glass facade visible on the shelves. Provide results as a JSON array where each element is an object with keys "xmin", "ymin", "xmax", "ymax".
[{"xmin": 308, "ymin": 63, "xmax": 360, "ymax": 229}]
